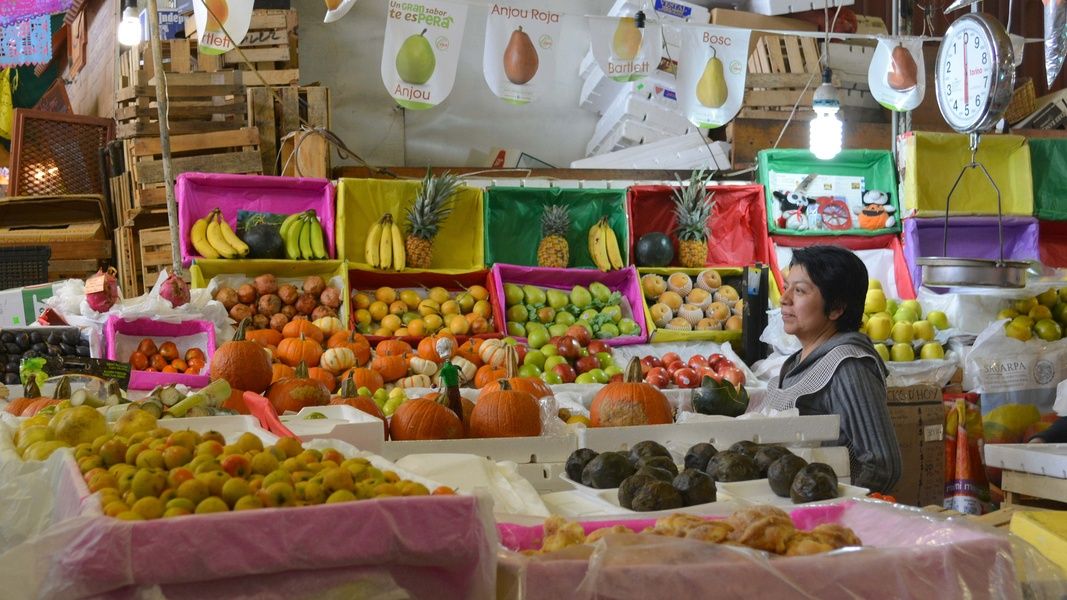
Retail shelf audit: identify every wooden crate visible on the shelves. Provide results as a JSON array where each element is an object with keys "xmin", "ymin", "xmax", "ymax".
[
  {"xmin": 139, "ymin": 227, "xmax": 174, "ymax": 291},
  {"xmin": 115, "ymin": 225, "xmax": 141, "ymax": 295},
  {"xmin": 0, "ymin": 195, "xmax": 112, "ymax": 281},
  {"xmin": 115, "ymin": 69, "xmax": 247, "ymax": 139},
  {"xmin": 119, "ymin": 39, "xmax": 199, "ymax": 89},
  {"xmin": 186, "ymin": 9, "xmax": 299, "ymax": 87},
  {"xmin": 247, "ymin": 86, "xmax": 330, "ymax": 174}
]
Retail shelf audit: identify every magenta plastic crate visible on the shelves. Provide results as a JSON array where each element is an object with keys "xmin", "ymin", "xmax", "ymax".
[
  {"xmin": 105, "ymin": 316, "xmax": 217, "ymax": 390},
  {"xmin": 489, "ymin": 264, "xmax": 648, "ymax": 346},
  {"xmin": 176, "ymin": 172, "xmax": 337, "ymax": 266}
]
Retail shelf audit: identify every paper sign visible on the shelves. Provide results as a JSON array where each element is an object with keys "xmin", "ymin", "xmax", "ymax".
[
  {"xmin": 382, "ymin": 0, "xmax": 468, "ymax": 110},
  {"xmin": 677, "ymin": 26, "xmax": 750, "ymax": 129},
  {"xmin": 483, "ymin": 2, "xmax": 562, "ymax": 105},
  {"xmin": 587, "ymin": 15, "xmax": 662, "ymax": 83},
  {"xmin": 193, "ymin": 0, "xmax": 254, "ymax": 56},
  {"xmin": 869, "ymin": 37, "xmax": 925, "ymax": 112}
]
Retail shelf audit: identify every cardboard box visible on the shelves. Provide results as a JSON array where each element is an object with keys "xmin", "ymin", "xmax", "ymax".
[
  {"xmin": 0, "ymin": 283, "xmax": 57, "ymax": 327},
  {"xmin": 1013, "ymin": 99, "xmax": 1067, "ymax": 131},
  {"xmin": 140, "ymin": 8, "xmax": 185, "ymax": 41},
  {"xmin": 886, "ymin": 385, "xmax": 946, "ymax": 507}
]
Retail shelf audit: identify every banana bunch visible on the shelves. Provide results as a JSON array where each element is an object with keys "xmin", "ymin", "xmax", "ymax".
[
  {"xmin": 588, "ymin": 217, "xmax": 624, "ymax": 271},
  {"xmin": 364, "ymin": 213, "xmax": 406, "ymax": 270},
  {"xmin": 280, "ymin": 210, "xmax": 329, "ymax": 260},
  {"xmin": 191, "ymin": 208, "xmax": 250, "ymax": 259}
]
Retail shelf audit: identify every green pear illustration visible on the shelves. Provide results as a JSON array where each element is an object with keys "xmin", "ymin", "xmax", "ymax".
[
  {"xmin": 396, "ymin": 29, "xmax": 436, "ymax": 85},
  {"xmin": 612, "ymin": 17, "xmax": 642, "ymax": 60},
  {"xmin": 696, "ymin": 47, "xmax": 728, "ymax": 109},
  {"xmin": 503, "ymin": 26, "xmax": 539, "ymax": 85}
]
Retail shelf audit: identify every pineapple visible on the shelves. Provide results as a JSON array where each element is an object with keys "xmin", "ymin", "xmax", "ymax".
[
  {"xmin": 405, "ymin": 169, "xmax": 462, "ymax": 269},
  {"xmin": 672, "ymin": 169, "xmax": 715, "ymax": 268},
  {"xmin": 537, "ymin": 205, "xmax": 570, "ymax": 268}
]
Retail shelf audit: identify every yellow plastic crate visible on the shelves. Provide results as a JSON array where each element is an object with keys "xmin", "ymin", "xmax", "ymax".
[
  {"xmin": 639, "ymin": 267, "xmax": 745, "ymax": 344},
  {"xmin": 1010, "ymin": 510, "xmax": 1067, "ymax": 575}
]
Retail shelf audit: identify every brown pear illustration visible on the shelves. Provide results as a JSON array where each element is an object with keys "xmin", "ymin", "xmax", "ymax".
[
  {"xmin": 887, "ymin": 44, "xmax": 918, "ymax": 92},
  {"xmin": 503, "ymin": 26, "xmax": 539, "ymax": 85}
]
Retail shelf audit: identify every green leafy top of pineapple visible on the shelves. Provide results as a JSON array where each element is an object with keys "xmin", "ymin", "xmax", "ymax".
[
  {"xmin": 671, "ymin": 169, "xmax": 716, "ymax": 242},
  {"xmin": 407, "ymin": 169, "xmax": 462, "ymax": 241},
  {"xmin": 541, "ymin": 204, "xmax": 570, "ymax": 237}
]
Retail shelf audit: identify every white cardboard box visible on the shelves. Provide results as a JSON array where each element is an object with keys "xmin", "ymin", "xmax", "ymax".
[
  {"xmin": 571, "ymin": 134, "xmax": 732, "ymax": 170},
  {"xmin": 741, "ymin": 0, "xmax": 853, "ymax": 16}
]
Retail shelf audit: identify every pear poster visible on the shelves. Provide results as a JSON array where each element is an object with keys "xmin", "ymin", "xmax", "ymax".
[
  {"xmin": 868, "ymin": 37, "xmax": 924, "ymax": 112},
  {"xmin": 677, "ymin": 26, "xmax": 750, "ymax": 129},
  {"xmin": 381, "ymin": 0, "xmax": 469, "ymax": 110},
  {"xmin": 587, "ymin": 15, "xmax": 662, "ymax": 83},
  {"xmin": 483, "ymin": 3, "xmax": 563, "ymax": 104},
  {"xmin": 193, "ymin": 0, "xmax": 254, "ymax": 56}
]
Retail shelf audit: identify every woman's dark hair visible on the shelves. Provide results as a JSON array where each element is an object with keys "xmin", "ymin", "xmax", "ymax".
[{"xmin": 789, "ymin": 245, "xmax": 867, "ymax": 332}]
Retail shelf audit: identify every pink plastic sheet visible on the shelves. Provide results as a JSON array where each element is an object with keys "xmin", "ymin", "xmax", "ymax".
[{"xmin": 104, "ymin": 316, "xmax": 216, "ymax": 390}]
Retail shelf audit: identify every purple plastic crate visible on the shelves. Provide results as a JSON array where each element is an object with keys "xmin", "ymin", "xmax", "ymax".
[
  {"xmin": 902, "ymin": 216, "xmax": 1039, "ymax": 289},
  {"xmin": 176, "ymin": 172, "xmax": 337, "ymax": 266},
  {"xmin": 105, "ymin": 316, "xmax": 217, "ymax": 390}
]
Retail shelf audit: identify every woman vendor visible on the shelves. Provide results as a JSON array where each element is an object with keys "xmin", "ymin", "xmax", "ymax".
[{"xmin": 758, "ymin": 245, "xmax": 902, "ymax": 493}]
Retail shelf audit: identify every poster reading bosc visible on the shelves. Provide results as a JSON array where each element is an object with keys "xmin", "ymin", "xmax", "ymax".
[
  {"xmin": 382, "ymin": 0, "xmax": 469, "ymax": 110},
  {"xmin": 587, "ymin": 15, "xmax": 662, "ymax": 83},
  {"xmin": 677, "ymin": 26, "xmax": 750, "ymax": 129},
  {"xmin": 193, "ymin": 0, "xmax": 254, "ymax": 56},
  {"xmin": 483, "ymin": 3, "xmax": 563, "ymax": 105}
]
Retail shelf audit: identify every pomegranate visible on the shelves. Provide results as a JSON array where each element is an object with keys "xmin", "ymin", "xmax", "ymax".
[
  {"xmin": 159, "ymin": 271, "xmax": 191, "ymax": 308},
  {"xmin": 85, "ymin": 268, "xmax": 120, "ymax": 313}
]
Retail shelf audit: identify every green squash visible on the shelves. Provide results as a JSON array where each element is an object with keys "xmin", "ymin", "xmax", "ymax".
[{"xmin": 692, "ymin": 375, "xmax": 750, "ymax": 418}]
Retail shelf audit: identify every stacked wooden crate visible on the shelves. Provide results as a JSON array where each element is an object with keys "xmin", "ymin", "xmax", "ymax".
[
  {"xmin": 185, "ymin": 9, "xmax": 299, "ymax": 87},
  {"xmin": 247, "ymin": 85, "xmax": 330, "ymax": 176}
]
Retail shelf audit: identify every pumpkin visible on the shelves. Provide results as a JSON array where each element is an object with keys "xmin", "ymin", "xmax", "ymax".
[
  {"xmin": 210, "ymin": 318, "xmax": 274, "ymax": 394},
  {"xmin": 478, "ymin": 345, "xmax": 553, "ymax": 400},
  {"xmin": 23, "ymin": 399, "xmax": 61, "ymax": 417},
  {"xmin": 371, "ymin": 354, "xmax": 408, "ymax": 382},
  {"xmin": 267, "ymin": 362, "xmax": 331, "ymax": 414},
  {"xmin": 312, "ymin": 316, "xmax": 345, "ymax": 337},
  {"xmin": 339, "ymin": 362, "xmax": 384, "ymax": 393},
  {"xmin": 308, "ymin": 367, "xmax": 338, "ymax": 392},
  {"xmin": 474, "ymin": 363, "xmax": 506, "ymax": 389},
  {"xmin": 327, "ymin": 330, "xmax": 371, "ymax": 366},
  {"xmin": 245, "ymin": 328, "xmax": 283, "ymax": 348},
  {"xmin": 396, "ymin": 374, "xmax": 432, "ymax": 389},
  {"xmin": 422, "ymin": 391, "xmax": 475, "ymax": 435},
  {"xmin": 469, "ymin": 380, "xmax": 542, "ymax": 438},
  {"xmin": 417, "ymin": 336, "xmax": 444, "ymax": 363},
  {"xmin": 589, "ymin": 358, "xmax": 673, "ymax": 427},
  {"xmin": 455, "ymin": 339, "xmax": 483, "ymax": 366},
  {"xmin": 277, "ymin": 332, "xmax": 323, "ymax": 368},
  {"xmin": 376, "ymin": 339, "xmax": 412, "ymax": 357},
  {"xmin": 282, "ymin": 318, "xmax": 324, "ymax": 343},
  {"xmin": 320, "ymin": 347, "xmax": 357, "ymax": 375},
  {"xmin": 389, "ymin": 396, "xmax": 464, "ymax": 441},
  {"xmin": 221, "ymin": 387, "xmax": 250, "ymax": 414},
  {"xmin": 271, "ymin": 363, "xmax": 295, "ymax": 384},
  {"xmin": 478, "ymin": 339, "xmax": 509, "ymax": 368},
  {"xmin": 4, "ymin": 379, "xmax": 41, "ymax": 415},
  {"xmin": 330, "ymin": 375, "xmax": 388, "ymax": 439},
  {"xmin": 408, "ymin": 356, "xmax": 438, "ymax": 377}
]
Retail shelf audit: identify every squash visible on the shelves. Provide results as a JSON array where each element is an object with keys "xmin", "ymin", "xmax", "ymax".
[
  {"xmin": 271, "ymin": 363, "xmax": 295, "ymax": 384},
  {"xmin": 422, "ymin": 390, "xmax": 475, "ymax": 435},
  {"xmin": 308, "ymin": 367, "xmax": 338, "ymax": 393},
  {"xmin": 478, "ymin": 345, "xmax": 553, "ymax": 400},
  {"xmin": 478, "ymin": 338, "xmax": 509, "ymax": 368},
  {"xmin": 339, "ymin": 362, "xmax": 384, "ymax": 393},
  {"xmin": 408, "ymin": 356, "xmax": 438, "ymax": 377},
  {"xmin": 371, "ymin": 354, "xmax": 408, "ymax": 382},
  {"xmin": 389, "ymin": 396, "xmax": 464, "ymax": 441},
  {"xmin": 210, "ymin": 318, "xmax": 274, "ymax": 394},
  {"xmin": 396, "ymin": 374, "xmax": 432, "ymax": 389},
  {"xmin": 417, "ymin": 336, "xmax": 445, "ymax": 363},
  {"xmin": 376, "ymin": 339, "xmax": 412, "ymax": 357},
  {"xmin": 330, "ymin": 375, "xmax": 388, "ymax": 439},
  {"xmin": 277, "ymin": 332, "xmax": 323, "ymax": 368},
  {"xmin": 320, "ymin": 347, "xmax": 356, "ymax": 375},
  {"xmin": 4, "ymin": 379, "xmax": 40, "ymax": 415},
  {"xmin": 312, "ymin": 316, "xmax": 345, "ymax": 337},
  {"xmin": 455, "ymin": 339, "xmax": 483, "ymax": 366},
  {"xmin": 474, "ymin": 363, "xmax": 506, "ymax": 389},
  {"xmin": 589, "ymin": 358, "xmax": 673, "ymax": 427},
  {"xmin": 469, "ymin": 380, "xmax": 542, "ymax": 438},
  {"xmin": 282, "ymin": 318, "xmax": 324, "ymax": 344},
  {"xmin": 245, "ymin": 328, "xmax": 283, "ymax": 348},
  {"xmin": 450, "ymin": 356, "xmax": 477, "ymax": 385},
  {"xmin": 267, "ymin": 362, "xmax": 331, "ymax": 414},
  {"xmin": 327, "ymin": 330, "xmax": 371, "ymax": 366}
]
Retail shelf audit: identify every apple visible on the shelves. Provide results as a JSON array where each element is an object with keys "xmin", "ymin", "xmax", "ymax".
[
  {"xmin": 912, "ymin": 320, "xmax": 935, "ymax": 342},
  {"xmin": 645, "ymin": 368, "xmax": 670, "ymax": 388},
  {"xmin": 588, "ymin": 368, "xmax": 608, "ymax": 384},
  {"xmin": 540, "ymin": 343, "xmax": 558, "ymax": 357},
  {"xmin": 513, "ymin": 344, "xmax": 528, "ymax": 363},
  {"xmin": 890, "ymin": 343, "xmax": 915, "ymax": 362},
  {"xmin": 900, "ymin": 299, "xmax": 923, "ymax": 320},
  {"xmin": 919, "ymin": 342, "xmax": 945, "ymax": 360},
  {"xmin": 575, "ymin": 372, "xmax": 597, "ymax": 385},
  {"xmin": 864, "ymin": 289, "xmax": 887, "ymax": 314},
  {"xmin": 1030, "ymin": 305, "xmax": 1053, "ymax": 321},
  {"xmin": 665, "ymin": 360, "xmax": 686, "ymax": 375},
  {"xmin": 640, "ymin": 355, "xmax": 662, "ymax": 371},
  {"xmin": 661, "ymin": 352, "xmax": 682, "ymax": 368},
  {"xmin": 518, "ymin": 364, "xmax": 542, "ymax": 378},
  {"xmin": 866, "ymin": 315, "xmax": 893, "ymax": 341},
  {"xmin": 604, "ymin": 365, "xmax": 623, "ymax": 378},
  {"xmin": 548, "ymin": 323, "xmax": 569, "ymax": 337},
  {"xmin": 541, "ymin": 370, "xmax": 563, "ymax": 385},
  {"xmin": 555, "ymin": 336, "xmax": 581, "ymax": 360},
  {"xmin": 1034, "ymin": 318, "xmax": 1063, "ymax": 342},
  {"xmin": 578, "ymin": 347, "xmax": 590, "ymax": 358},
  {"xmin": 891, "ymin": 321, "xmax": 914, "ymax": 344},
  {"xmin": 552, "ymin": 363, "xmax": 577, "ymax": 384},
  {"xmin": 527, "ymin": 328, "xmax": 550, "ymax": 350},
  {"xmin": 718, "ymin": 365, "xmax": 746, "ymax": 389},
  {"xmin": 608, "ymin": 373, "xmax": 624, "ymax": 383},
  {"xmin": 566, "ymin": 325, "xmax": 592, "ymax": 347},
  {"xmin": 595, "ymin": 352, "xmax": 614, "ymax": 369},
  {"xmin": 673, "ymin": 368, "xmax": 699, "ymax": 388},
  {"xmin": 873, "ymin": 343, "xmax": 890, "ymax": 362},
  {"xmin": 524, "ymin": 349, "xmax": 547, "ymax": 370},
  {"xmin": 587, "ymin": 340, "xmax": 610, "ymax": 355},
  {"xmin": 927, "ymin": 310, "xmax": 950, "ymax": 330},
  {"xmin": 575, "ymin": 355, "xmax": 600, "ymax": 374},
  {"xmin": 544, "ymin": 356, "xmax": 568, "ymax": 371},
  {"xmin": 707, "ymin": 353, "xmax": 728, "ymax": 370},
  {"xmin": 687, "ymin": 355, "xmax": 709, "ymax": 370},
  {"xmin": 698, "ymin": 366, "xmax": 720, "ymax": 381}
]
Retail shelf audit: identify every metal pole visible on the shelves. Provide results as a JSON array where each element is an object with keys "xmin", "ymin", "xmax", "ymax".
[{"xmin": 144, "ymin": 0, "xmax": 182, "ymax": 277}]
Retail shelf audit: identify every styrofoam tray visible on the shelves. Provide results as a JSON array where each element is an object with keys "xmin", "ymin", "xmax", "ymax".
[
  {"xmin": 380, "ymin": 434, "xmax": 578, "ymax": 465},
  {"xmin": 590, "ymin": 488, "xmax": 738, "ymax": 517},
  {"xmin": 790, "ymin": 446, "xmax": 851, "ymax": 478},
  {"xmin": 578, "ymin": 415, "xmax": 841, "ymax": 454},
  {"xmin": 158, "ymin": 415, "xmax": 278, "ymax": 445},
  {"xmin": 587, "ymin": 120, "xmax": 679, "ymax": 157},
  {"xmin": 984, "ymin": 443, "xmax": 1067, "ymax": 479},
  {"xmin": 589, "ymin": 96, "xmax": 693, "ymax": 157},
  {"xmin": 515, "ymin": 462, "xmax": 571, "ymax": 493},
  {"xmin": 717, "ymin": 478, "xmax": 868, "ymax": 508},
  {"xmin": 279, "ymin": 405, "xmax": 385, "ymax": 454},
  {"xmin": 571, "ymin": 134, "xmax": 731, "ymax": 170},
  {"xmin": 559, "ymin": 473, "xmax": 619, "ymax": 497}
]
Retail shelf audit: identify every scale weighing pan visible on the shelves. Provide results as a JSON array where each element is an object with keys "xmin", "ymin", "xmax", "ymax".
[{"xmin": 917, "ymin": 256, "xmax": 1028, "ymax": 289}]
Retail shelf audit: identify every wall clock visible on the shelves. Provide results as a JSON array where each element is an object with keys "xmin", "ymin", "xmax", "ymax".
[{"xmin": 934, "ymin": 13, "xmax": 1015, "ymax": 133}]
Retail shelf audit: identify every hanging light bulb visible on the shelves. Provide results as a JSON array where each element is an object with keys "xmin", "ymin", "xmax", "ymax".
[
  {"xmin": 117, "ymin": 0, "xmax": 142, "ymax": 47},
  {"xmin": 809, "ymin": 67, "xmax": 843, "ymax": 160}
]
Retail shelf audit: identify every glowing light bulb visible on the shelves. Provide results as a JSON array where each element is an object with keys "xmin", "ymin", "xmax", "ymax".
[
  {"xmin": 117, "ymin": 4, "xmax": 142, "ymax": 47},
  {"xmin": 809, "ymin": 68, "xmax": 842, "ymax": 161}
]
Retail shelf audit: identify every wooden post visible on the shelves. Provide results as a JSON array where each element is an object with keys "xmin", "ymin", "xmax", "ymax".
[{"xmin": 145, "ymin": 0, "xmax": 182, "ymax": 278}]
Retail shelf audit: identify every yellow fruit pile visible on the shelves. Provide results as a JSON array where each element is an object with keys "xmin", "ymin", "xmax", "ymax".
[{"xmin": 351, "ymin": 285, "xmax": 494, "ymax": 337}]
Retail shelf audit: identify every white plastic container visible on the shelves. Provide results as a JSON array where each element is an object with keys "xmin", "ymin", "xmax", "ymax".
[
  {"xmin": 579, "ymin": 415, "xmax": 841, "ymax": 454},
  {"xmin": 515, "ymin": 461, "xmax": 571, "ymax": 493},
  {"xmin": 984, "ymin": 443, "xmax": 1067, "ymax": 479},
  {"xmin": 380, "ymin": 434, "xmax": 577, "ymax": 465},
  {"xmin": 717, "ymin": 478, "xmax": 869, "ymax": 507},
  {"xmin": 279, "ymin": 405, "xmax": 385, "ymax": 454},
  {"xmin": 571, "ymin": 134, "xmax": 732, "ymax": 170},
  {"xmin": 590, "ymin": 488, "xmax": 739, "ymax": 517}
]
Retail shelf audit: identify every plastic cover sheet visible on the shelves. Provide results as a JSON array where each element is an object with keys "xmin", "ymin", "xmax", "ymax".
[{"xmin": 496, "ymin": 500, "xmax": 1067, "ymax": 600}]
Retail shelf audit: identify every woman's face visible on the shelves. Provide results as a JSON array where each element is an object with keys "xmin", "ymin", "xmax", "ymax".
[{"xmin": 781, "ymin": 265, "xmax": 841, "ymax": 341}]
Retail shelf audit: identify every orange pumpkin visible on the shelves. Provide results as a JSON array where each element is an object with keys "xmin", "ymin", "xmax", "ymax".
[
  {"xmin": 282, "ymin": 318, "xmax": 324, "ymax": 344},
  {"xmin": 371, "ymin": 354, "xmax": 408, "ymax": 382},
  {"xmin": 308, "ymin": 366, "xmax": 338, "ymax": 392},
  {"xmin": 474, "ymin": 363, "xmax": 506, "ymax": 389},
  {"xmin": 421, "ymin": 391, "xmax": 475, "ymax": 436},
  {"xmin": 330, "ymin": 375, "xmax": 388, "ymax": 439},
  {"xmin": 339, "ymin": 363, "xmax": 385, "ymax": 393},
  {"xmin": 15, "ymin": 376, "xmax": 70, "ymax": 417},
  {"xmin": 455, "ymin": 339, "xmax": 483, "ymax": 366},
  {"xmin": 245, "ymin": 328, "xmax": 283, "ymax": 348},
  {"xmin": 222, "ymin": 387, "xmax": 250, "ymax": 414},
  {"xmin": 589, "ymin": 358, "xmax": 673, "ymax": 427},
  {"xmin": 327, "ymin": 330, "xmax": 371, "ymax": 366},
  {"xmin": 271, "ymin": 363, "xmax": 295, "ymax": 384},
  {"xmin": 469, "ymin": 380, "xmax": 542, "ymax": 438},
  {"xmin": 389, "ymin": 396, "xmax": 464, "ymax": 441},
  {"xmin": 478, "ymin": 345, "xmax": 553, "ymax": 400},
  {"xmin": 277, "ymin": 333, "xmax": 323, "ymax": 368},
  {"xmin": 417, "ymin": 336, "xmax": 444, "ymax": 363},
  {"xmin": 210, "ymin": 318, "xmax": 274, "ymax": 394},
  {"xmin": 267, "ymin": 362, "xmax": 331, "ymax": 414},
  {"xmin": 4, "ymin": 378, "xmax": 41, "ymax": 415},
  {"xmin": 23, "ymin": 399, "xmax": 60, "ymax": 416},
  {"xmin": 376, "ymin": 339, "xmax": 412, "ymax": 357}
]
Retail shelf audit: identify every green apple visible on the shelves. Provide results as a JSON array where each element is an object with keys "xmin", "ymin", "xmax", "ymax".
[
  {"xmin": 891, "ymin": 321, "xmax": 913, "ymax": 343},
  {"xmin": 504, "ymin": 283, "xmax": 525, "ymax": 307},
  {"xmin": 548, "ymin": 323, "xmax": 569, "ymax": 337},
  {"xmin": 617, "ymin": 318, "xmax": 640, "ymax": 336},
  {"xmin": 873, "ymin": 343, "xmax": 890, "ymax": 362},
  {"xmin": 866, "ymin": 315, "xmax": 893, "ymax": 341},
  {"xmin": 524, "ymin": 349, "xmax": 547, "ymax": 370},
  {"xmin": 527, "ymin": 328, "xmax": 549, "ymax": 349},
  {"xmin": 536, "ymin": 306, "xmax": 556, "ymax": 324},
  {"xmin": 579, "ymin": 309, "xmax": 599, "ymax": 322},
  {"xmin": 546, "ymin": 289, "xmax": 569, "ymax": 310},
  {"xmin": 604, "ymin": 365, "xmax": 623, "ymax": 377},
  {"xmin": 890, "ymin": 343, "xmax": 915, "ymax": 362},
  {"xmin": 541, "ymin": 370, "xmax": 562, "ymax": 385},
  {"xmin": 864, "ymin": 289, "xmax": 887, "ymax": 315},
  {"xmin": 600, "ymin": 305, "xmax": 622, "ymax": 323},
  {"xmin": 503, "ymin": 337, "xmax": 518, "ymax": 346},
  {"xmin": 893, "ymin": 307, "xmax": 918, "ymax": 324},
  {"xmin": 1059, "ymin": 288, "xmax": 1067, "ymax": 303},
  {"xmin": 544, "ymin": 356, "xmax": 568, "ymax": 371},
  {"xmin": 1037, "ymin": 288, "xmax": 1059, "ymax": 308},
  {"xmin": 587, "ymin": 368, "xmax": 608, "ymax": 384},
  {"xmin": 1054, "ymin": 303, "xmax": 1067, "ymax": 326},
  {"xmin": 919, "ymin": 342, "xmax": 945, "ymax": 360},
  {"xmin": 1012, "ymin": 315, "xmax": 1034, "ymax": 331},
  {"xmin": 596, "ymin": 323, "xmax": 620, "ymax": 338},
  {"xmin": 518, "ymin": 364, "xmax": 542, "ymax": 378},
  {"xmin": 554, "ymin": 311, "xmax": 576, "ymax": 326},
  {"xmin": 912, "ymin": 320, "xmax": 935, "ymax": 342},
  {"xmin": 899, "ymin": 300, "xmax": 922, "ymax": 320},
  {"xmin": 868, "ymin": 278, "xmax": 882, "ymax": 290},
  {"xmin": 595, "ymin": 352, "xmax": 614, "ymax": 368},
  {"xmin": 575, "ymin": 372, "xmax": 597, "ymax": 385},
  {"xmin": 570, "ymin": 285, "xmax": 592, "ymax": 309},
  {"xmin": 1004, "ymin": 319, "xmax": 1033, "ymax": 342},
  {"xmin": 540, "ymin": 343, "xmax": 558, "ymax": 357},
  {"xmin": 927, "ymin": 310, "xmax": 950, "ymax": 330},
  {"xmin": 885, "ymin": 299, "xmax": 898, "ymax": 316},
  {"xmin": 578, "ymin": 348, "xmax": 589, "ymax": 357},
  {"xmin": 356, "ymin": 386, "xmax": 372, "ymax": 397},
  {"xmin": 523, "ymin": 285, "xmax": 546, "ymax": 306},
  {"xmin": 1034, "ymin": 318, "xmax": 1063, "ymax": 342},
  {"xmin": 589, "ymin": 282, "xmax": 613, "ymax": 305},
  {"xmin": 506, "ymin": 322, "xmax": 526, "ymax": 337}
]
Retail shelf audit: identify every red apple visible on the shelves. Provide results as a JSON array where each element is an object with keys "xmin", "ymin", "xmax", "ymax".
[
  {"xmin": 554, "ymin": 336, "xmax": 581, "ymax": 361},
  {"xmin": 718, "ymin": 365, "xmax": 746, "ymax": 389},
  {"xmin": 552, "ymin": 363, "xmax": 577, "ymax": 384},
  {"xmin": 575, "ymin": 355, "xmax": 600, "ymax": 374},
  {"xmin": 661, "ymin": 352, "xmax": 682, "ymax": 367},
  {"xmin": 566, "ymin": 325, "xmax": 592, "ymax": 347},
  {"xmin": 673, "ymin": 367, "xmax": 700, "ymax": 388},
  {"xmin": 513, "ymin": 344, "xmax": 528, "ymax": 363},
  {"xmin": 609, "ymin": 373, "xmax": 624, "ymax": 383},
  {"xmin": 666, "ymin": 360, "xmax": 686, "ymax": 375},
  {"xmin": 646, "ymin": 368, "xmax": 670, "ymax": 388},
  {"xmin": 698, "ymin": 367, "xmax": 720, "ymax": 381},
  {"xmin": 707, "ymin": 353, "xmax": 728, "ymax": 370},
  {"xmin": 687, "ymin": 355, "xmax": 709, "ymax": 370},
  {"xmin": 640, "ymin": 355, "xmax": 662, "ymax": 370},
  {"xmin": 587, "ymin": 340, "xmax": 610, "ymax": 355}
]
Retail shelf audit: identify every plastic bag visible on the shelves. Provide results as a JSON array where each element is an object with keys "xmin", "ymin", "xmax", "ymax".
[
  {"xmin": 1045, "ymin": 0, "xmax": 1067, "ymax": 87},
  {"xmin": 868, "ymin": 37, "xmax": 925, "ymax": 112},
  {"xmin": 394, "ymin": 453, "xmax": 550, "ymax": 517}
]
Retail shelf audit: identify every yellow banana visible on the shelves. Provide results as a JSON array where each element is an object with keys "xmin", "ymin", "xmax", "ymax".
[
  {"xmin": 299, "ymin": 216, "xmax": 315, "ymax": 259},
  {"xmin": 308, "ymin": 215, "xmax": 327, "ymax": 259},
  {"xmin": 217, "ymin": 213, "xmax": 250, "ymax": 257},
  {"xmin": 588, "ymin": 220, "xmax": 611, "ymax": 271},
  {"xmin": 206, "ymin": 213, "xmax": 239, "ymax": 259},
  {"xmin": 390, "ymin": 220, "xmax": 405, "ymax": 271},
  {"xmin": 602, "ymin": 220, "xmax": 624, "ymax": 270},
  {"xmin": 190, "ymin": 212, "xmax": 220, "ymax": 259},
  {"xmin": 285, "ymin": 217, "xmax": 305, "ymax": 260},
  {"xmin": 365, "ymin": 218, "xmax": 383, "ymax": 267},
  {"xmin": 379, "ymin": 215, "xmax": 393, "ymax": 270}
]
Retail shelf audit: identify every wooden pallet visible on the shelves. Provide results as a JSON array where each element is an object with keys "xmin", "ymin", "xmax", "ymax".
[
  {"xmin": 115, "ymin": 69, "xmax": 247, "ymax": 138},
  {"xmin": 115, "ymin": 226, "xmax": 140, "ymax": 295},
  {"xmin": 186, "ymin": 9, "xmax": 299, "ymax": 87},
  {"xmin": 119, "ymin": 39, "xmax": 199, "ymax": 89},
  {"xmin": 139, "ymin": 227, "xmax": 174, "ymax": 291},
  {"xmin": 247, "ymin": 85, "xmax": 330, "ymax": 175}
]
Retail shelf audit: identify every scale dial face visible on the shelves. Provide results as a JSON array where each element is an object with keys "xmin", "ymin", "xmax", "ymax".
[{"xmin": 934, "ymin": 14, "xmax": 1015, "ymax": 133}]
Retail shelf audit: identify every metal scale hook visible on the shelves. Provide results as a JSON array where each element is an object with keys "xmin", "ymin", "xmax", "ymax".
[{"xmin": 940, "ymin": 132, "xmax": 1006, "ymax": 264}]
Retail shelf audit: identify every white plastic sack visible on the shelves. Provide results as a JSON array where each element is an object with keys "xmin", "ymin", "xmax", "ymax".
[{"xmin": 394, "ymin": 453, "xmax": 550, "ymax": 517}]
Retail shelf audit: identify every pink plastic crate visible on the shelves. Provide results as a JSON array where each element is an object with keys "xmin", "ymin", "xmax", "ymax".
[
  {"xmin": 176, "ymin": 172, "xmax": 337, "ymax": 266},
  {"xmin": 105, "ymin": 316, "xmax": 216, "ymax": 390},
  {"xmin": 489, "ymin": 263, "xmax": 648, "ymax": 346}
]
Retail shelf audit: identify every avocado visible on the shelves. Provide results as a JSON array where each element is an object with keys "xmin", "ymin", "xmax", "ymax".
[
  {"xmin": 565, "ymin": 448, "xmax": 599, "ymax": 482},
  {"xmin": 684, "ymin": 442, "xmax": 719, "ymax": 472},
  {"xmin": 727, "ymin": 441, "xmax": 760, "ymax": 459},
  {"xmin": 630, "ymin": 480, "xmax": 684, "ymax": 512},
  {"xmin": 618, "ymin": 472, "xmax": 659, "ymax": 509},
  {"xmin": 673, "ymin": 468, "xmax": 717, "ymax": 506},
  {"xmin": 581, "ymin": 452, "xmax": 635, "ymax": 489},
  {"xmin": 628, "ymin": 440, "xmax": 671, "ymax": 465},
  {"xmin": 790, "ymin": 468, "xmax": 839, "ymax": 504},
  {"xmin": 768, "ymin": 454, "xmax": 809, "ymax": 498},
  {"xmin": 753, "ymin": 445, "xmax": 795, "ymax": 477},
  {"xmin": 636, "ymin": 455, "xmax": 678, "ymax": 476},
  {"xmin": 706, "ymin": 450, "xmax": 760, "ymax": 482}
]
